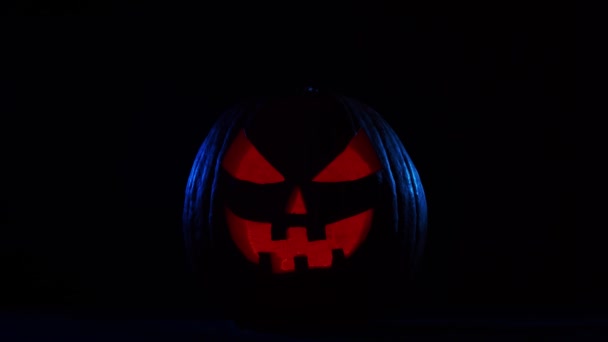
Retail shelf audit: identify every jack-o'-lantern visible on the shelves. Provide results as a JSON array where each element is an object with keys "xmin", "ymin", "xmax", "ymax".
[{"xmin": 183, "ymin": 89, "xmax": 427, "ymax": 327}]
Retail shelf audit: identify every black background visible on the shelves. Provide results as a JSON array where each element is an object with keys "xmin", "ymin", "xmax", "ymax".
[{"xmin": 3, "ymin": 2, "xmax": 591, "ymax": 340}]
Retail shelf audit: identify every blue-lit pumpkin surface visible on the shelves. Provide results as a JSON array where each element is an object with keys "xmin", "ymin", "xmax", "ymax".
[{"xmin": 183, "ymin": 90, "xmax": 427, "ymax": 323}]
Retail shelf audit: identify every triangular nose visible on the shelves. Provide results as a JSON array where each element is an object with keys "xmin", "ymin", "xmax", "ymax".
[{"xmin": 285, "ymin": 186, "xmax": 307, "ymax": 214}]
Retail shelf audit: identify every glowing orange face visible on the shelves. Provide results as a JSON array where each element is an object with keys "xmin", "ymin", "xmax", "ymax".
[{"xmin": 221, "ymin": 128, "xmax": 381, "ymax": 273}]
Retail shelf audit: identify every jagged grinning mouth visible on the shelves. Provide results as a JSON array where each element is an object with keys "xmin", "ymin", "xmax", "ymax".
[{"xmin": 225, "ymin": 207, "xmax": 374, "ymax": 273}]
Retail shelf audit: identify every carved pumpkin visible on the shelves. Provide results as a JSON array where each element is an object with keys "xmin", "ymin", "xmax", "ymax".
[{"xmin": 183, "ymin": 89, "xmax": 427, "ymax": 324}]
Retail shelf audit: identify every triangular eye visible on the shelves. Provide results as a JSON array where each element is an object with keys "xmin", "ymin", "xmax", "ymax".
[
  {"xmin": 312, "ymin": 129, "xmax": 381, "ymax": 182},
  {"xmin": 222, "ymin": 129, "xmax": 285, "ymax": 184}
]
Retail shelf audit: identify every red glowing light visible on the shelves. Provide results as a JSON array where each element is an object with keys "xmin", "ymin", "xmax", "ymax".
[
  {"xmin": 225, "ymin": 207, "xmax": 374, "ymax": 273},
  {"xmin": 312, "ymin": 129, "xmax": 381, "ymax": 182},
  {"xmin": 285, "ymin": 186, "xmax": 307, "ymax": 214},
  {"xmin": 222, "ymin": 129, "xmax": 284, "ymax": 184}
]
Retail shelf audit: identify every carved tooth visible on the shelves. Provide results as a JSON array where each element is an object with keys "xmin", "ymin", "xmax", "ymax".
[
  {"xmin": 271, "ymin": 222, "xmax": 288, "ymax": 241},
  {"xmin": 306, "ymin": 223, "xmax": 327, "ymax": 241},
  {"xmin": 258, "ymin": 252, "xmax": 273, "ymax": 273},
  {"xmin": 331, "ymin": 248, "xmax": 346, "ymax": 267},
  {"xmin": 294, "ymin": 255, "xmax": 309, "ymax": 272}
]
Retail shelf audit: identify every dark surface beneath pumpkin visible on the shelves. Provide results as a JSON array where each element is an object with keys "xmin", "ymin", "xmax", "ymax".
[
  {"xmin": 1, "ymin": 311, "xmax": 606, "ymax": 341},
  {"xmin": 2, "ymin": 1, "xmax": 592, "ymax": 341}
]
